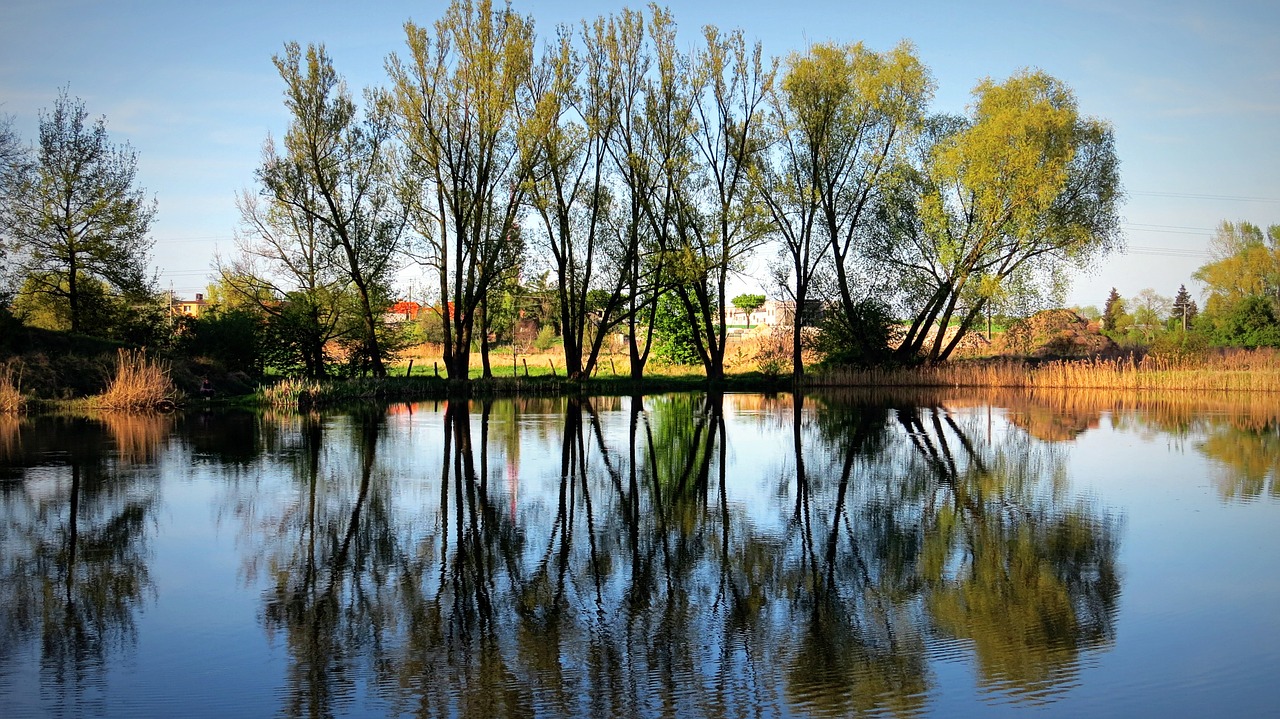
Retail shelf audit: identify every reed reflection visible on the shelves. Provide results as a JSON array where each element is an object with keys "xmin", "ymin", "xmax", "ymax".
[
  {"xmin": 222, "ymin": 392, "xmax": 1122, "ymax": 718},
  {"xmin": 0, "ymin": 415, "xmax": 160, "ymax": 715}
]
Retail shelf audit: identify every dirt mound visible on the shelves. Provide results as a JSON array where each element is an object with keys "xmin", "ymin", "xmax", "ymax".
[{"xmin": 994, "ymin": 309, "xmax": 1117, "ymax": 358}]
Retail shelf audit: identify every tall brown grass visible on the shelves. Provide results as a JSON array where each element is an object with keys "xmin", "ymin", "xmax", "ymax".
[
  {"xmin": 807, "ymin": 350, "xmax": 1280, "ymax": 393},
  {"xmin": 92, "ymin": 349, "xmax": 177, "ymax": 411},
  {"xmin": 0, "ymin": 362, "xmax": 25, "ymax": 413}
]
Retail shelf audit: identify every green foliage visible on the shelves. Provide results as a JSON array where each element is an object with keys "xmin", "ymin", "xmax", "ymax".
[
  {"xmin": 1193, "ymin": 220, "xmax": 1280, "ymax": 317},
  {"xmin": 175, "ymin": 308, "xmax": 266, "ymax": 377},
  {"xmin": 813, "ymin": 298, "xmax": 894, "ymax": 367},
  {"xmin": 1073, "ymin": 305, "xmax": 1101, "ymax": 322},
  {"xmin": 1170, "ymin": 284, "xmax": 1197, "ymax": 329},
  {"xmin": 652, "ymin": 292, "xmax": 701, "ymax": 366},
  {"xmin": 1187, "ymin": 219, "xmax": 1280, "ymax": 350},
  {"xmin": 731, "ymin": 293, "xmax": 767, "ymax": 315},
  {"xmin": 9, "ymin": 272, "xmax": 168, "ymax": 345},
  {"xmin": 1102, "ymin": 288, "xmax": 1124, "ymax": 333},
  {"xmin": 6, "ymin": 91, "xmax": 156, "ymax": 335},
  {"xmin": 1148, "ymin": 329, "xmax": 1211, "ymax": 362},
  {"xmin": 533, "ymin": 324, "xmax": 558, "ymax": 352},
  {"xmin": 1205, "ymin": 295, "xmax": 1280, "ymax": 349},
  {"xmin": 263, "ymin": 42, "xmax": 405, "ymax": 377},
  {"xmin": 880, "ymin": 70, "xmax": 1122, "ymax": 363}
]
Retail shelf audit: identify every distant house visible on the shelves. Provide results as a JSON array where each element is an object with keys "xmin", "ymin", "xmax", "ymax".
[
  {"xmin": 385, "ymin": 300, "xmax": 421, "ymax": 323},
  {"xmin": 725, "ymin": 299, "xmax": 825, "ymax": 329},
  {"xmin": 170, "ymin": 292, "xmax": 209, "ymax": 318}
]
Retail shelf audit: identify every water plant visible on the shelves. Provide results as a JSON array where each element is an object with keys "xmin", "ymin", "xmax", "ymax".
[
  {"xmin": 0, "ymin": 362, "xmax": 24, "ymax": 413},
  {"xmin": 91, "ymin": 349, "xmax": 177, "ymax": 410}
]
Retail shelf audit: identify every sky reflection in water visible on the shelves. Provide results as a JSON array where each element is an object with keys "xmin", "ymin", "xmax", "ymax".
[{"xmin": 1, "ymin": 390, "xmax": 1278, "ymax": 718}]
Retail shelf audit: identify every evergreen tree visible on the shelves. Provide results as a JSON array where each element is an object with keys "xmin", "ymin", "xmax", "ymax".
[
  {"xmin": 1170, "ymin": 284, "xmax": 1196, "ymax": 330},
  {"xmin": 1102, "ymin": 287, "xmax": 1123, "ymax": 332}
]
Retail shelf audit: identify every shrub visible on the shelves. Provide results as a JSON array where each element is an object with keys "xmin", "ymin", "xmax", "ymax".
[
  {"xmin": 753, "ymin": 336, "xmax": 791, "ymax": 378},
  {"xmin": 533, "ymin": 324, "xmax": 558, "ymax": 351},
  {"xmin": 92, "ymin": 349, "xmax": 177, "ymax": 410},
  {"xmin": 813, "ymin": 299, "xmax": 894, "ymax": 367},
  {"xmin": 0, "ymin": 362, "xmax": 24, "ymax": 413},
  {"xmin": 652, "ymin": 292, "xmax": 701, "ymax": 365}
]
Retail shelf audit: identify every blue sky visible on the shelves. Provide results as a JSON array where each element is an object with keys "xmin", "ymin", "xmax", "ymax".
[{"xmin": 2, "ymin": 0, "xmax": 1277, "ymax": 308}]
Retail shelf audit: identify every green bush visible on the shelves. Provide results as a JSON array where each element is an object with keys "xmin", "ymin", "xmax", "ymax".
[
  {"xmin": 813, "ymin": 299, "xmax": 894, "ymax": 367},
  {"xmin": 652, "ymin": 292, "xmax": 701, "ymax": 365},
  {"xmin": 533, "ymin": 324, "xmax": 558, "ymax": 351}
]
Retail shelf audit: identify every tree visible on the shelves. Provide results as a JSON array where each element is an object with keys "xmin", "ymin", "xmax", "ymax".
[
  {"xmin": 731, "ymin": 292, "xmax": 766, "ymax": 328},
  {"xmin": 6, "ymin": 91, "xmax": 156, "ymax": 334},
  {"xmin": 660, "ymin": 25, "xmax": 775, "ymax": 381},
  {"xmin": 1131, "ymin": 288, "xmax": 1170, "ymax": 343},
  {"xmin": 388, "ymin": 0, "xmax": 536, "ymax": 381},
  {"xmin": 652, "ymin": 289, "xmax": 700, "ymax": 365},
  {"xmin": 611, "ymin": 5, "xmax": 681, "ymax": 379},
  {"xmin": 0, "ymin": 113, "xmax": 27, "ymax": 299},
  {"xmin": 217, "ymin": 181, "xmax": 356, "ymax": 378},
  {"xmin": 522, "ymin": 18, "xmax": 631, "ymax": 379},
  {"xmin": 877, "ymin": 71, "xmax": 1123, "ymax": 363},
  {"xmin": 1102, "ymin": 287, "xmax": 1123, "ymax": 332},
  {"xmin": 1193, "ymin": 220, "xmax": 1280, "ymax": 316},
  {"xmin": 261, "ymin": 43, "xmax": 407, "ymax": 377},
  {"xmin": 1170, "ymin": 283, "xmax": 1196, "ymax": 331},
  {"xmin": 781, "ymin": 42, "xmax": 931, "ymax": 373},
  {"xmin": 1208, "ymin": 294, "xmax": 1280, "ymax": 348}
]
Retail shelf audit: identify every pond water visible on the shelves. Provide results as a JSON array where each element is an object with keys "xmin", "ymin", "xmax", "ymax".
[{"xmin": 1, "ymin": 390, "xmax": 1279, "ymax": 718}]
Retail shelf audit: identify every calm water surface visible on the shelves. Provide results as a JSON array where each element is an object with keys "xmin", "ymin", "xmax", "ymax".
[{"xmin": 1, "ymin": 390, "xmax": 1278, "ymax": 718}]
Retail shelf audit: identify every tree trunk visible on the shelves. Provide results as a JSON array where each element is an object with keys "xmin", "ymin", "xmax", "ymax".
[{"xmin": 479, "ymin": 297, "xmax": 493, "ymax": 379}]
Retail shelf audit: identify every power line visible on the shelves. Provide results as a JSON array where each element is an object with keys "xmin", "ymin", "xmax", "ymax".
[
  {"xmin": 1131, "ymin": 191, "xmax": 1280, "ymax": 204},
  {"xmin": 1127, "ymin": 245, "xmax": 1211, "ymax": 258},
  {"xmin": 1123, "ymin": 222, "xmax": 1217, "ymax": 233}
]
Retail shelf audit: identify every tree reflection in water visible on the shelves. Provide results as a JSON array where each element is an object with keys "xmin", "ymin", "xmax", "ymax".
[
  {"xmin": 221, "ymin": 392, "xmax": 1122, "ymax": 718},
  {"xmin": 0, "ymin": 414, "xmax": 163, "ymax": 715}
]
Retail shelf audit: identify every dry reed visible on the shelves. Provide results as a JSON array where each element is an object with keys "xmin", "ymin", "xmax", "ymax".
[
  {"xmin": 0, "ymin": 363, "xmax": 24, "ymax": 413},
  {"xmin": 92, "ymin": 349, "xmax": 177, "ymax": 411},
  {"xmin": 807, "ymin": 350, "xmax": 1280, "ymax": 394}
]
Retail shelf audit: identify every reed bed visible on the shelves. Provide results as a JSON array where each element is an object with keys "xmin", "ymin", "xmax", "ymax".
[
  {"xmin": 91, "ymin": 349, "xmax": 177, "ymax": 411},
  {"xmin": 260, "ymin": 375, "xmax": 453, "ymax": 408},
  {"xmin": 807, "ymin": 350, "xmax": 1280, "ymax": 393},
  {"xmin": 0, "ymin": 362, "xmax": 24, "ymax": 413}
]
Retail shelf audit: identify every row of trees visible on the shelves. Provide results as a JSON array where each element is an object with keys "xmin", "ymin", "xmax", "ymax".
[
  {"xmin": 0, "ymin": 2, "xmax": 1122, "ymax": 382},
  {"xmin": 226, "ymin": 0, "xmax": 1121, "ymax": 381},
  {"xmin": 1094, "ymin": 220, "xmax": 1280, "ymax": 351}
]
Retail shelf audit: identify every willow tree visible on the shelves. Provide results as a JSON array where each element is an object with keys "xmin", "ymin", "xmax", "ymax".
[
  {"xmin": 522, "ymin": 19, "xmax": 631, "ymax": 380},
  {"xmin": 219, "ymin": 169, "xmax": 354, "ymax": 379},
  {"xmin": 616, "ymin": 5, "xmax": 687, "ymax": 379},
  {"xmin": 662, "ymin": 26, "xmax": 775, "ymax": 381},
  {"xmin": 261, "ymin": 43, "xmax": 406, "ymax": 377},
  {"xmin": 1192, "ymin": 220, "xmax": 1280, "ymax": 315},
  {"xmin": 6, "ymin": 91, "xmax": 155, "ymax": 334},
  {"xmin": 879, "ymin": 70, "xmax": 1122, "ymax": 363},
  {"xmin": 387, "ymin": 0, "xmax": 535, "ymax": 381},
  {"xmin": 756, "ymin": 42, "xmax": 929, "ymax": 378}
]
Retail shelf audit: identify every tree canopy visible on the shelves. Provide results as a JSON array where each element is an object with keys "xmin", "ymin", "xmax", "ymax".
[
  {"xmin": 871, "ymin": 70, "xmax": 1123, "ymax": 362},
  {"xmin": 5, "ymin": 91, "xmax": 156, "ymax": 335}
]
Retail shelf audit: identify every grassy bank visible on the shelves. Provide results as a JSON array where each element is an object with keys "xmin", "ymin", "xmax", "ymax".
[{"xmin": 257, "ymin": 371, "xmax": 793, "ymax": 408}]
